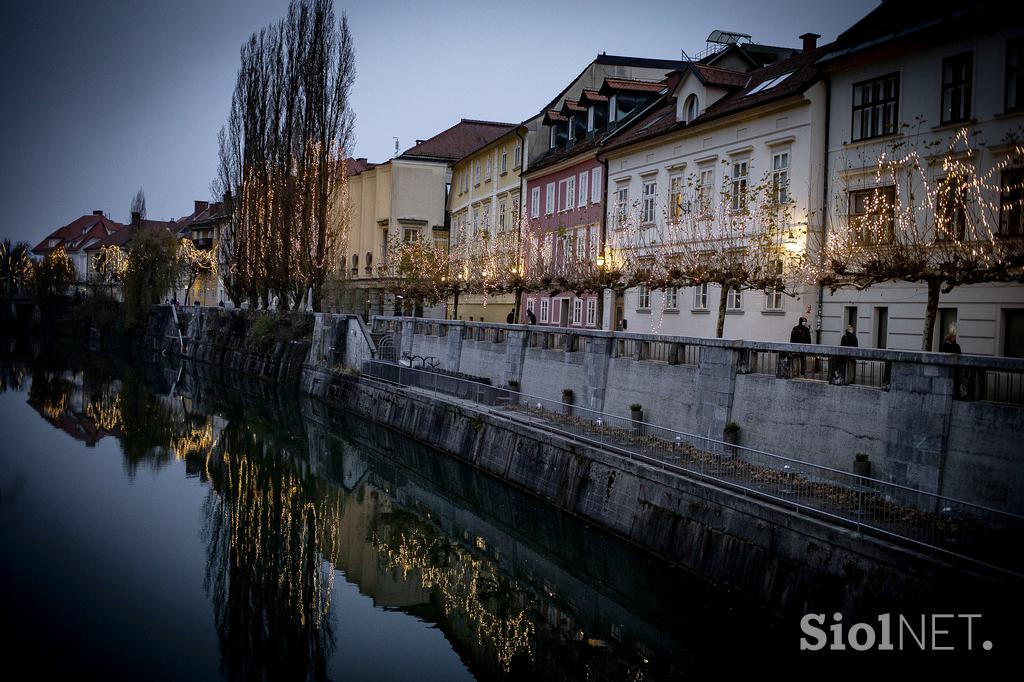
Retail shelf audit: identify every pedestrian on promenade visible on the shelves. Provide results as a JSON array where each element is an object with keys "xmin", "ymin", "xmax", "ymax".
[
  {"xmin": 789, "ymin": 316, "xmax": 812, "ymax": 376},
  {"xmin": 507, "ymin": 308, "xmax": 515, "ymax": 324},
  {"xmin": 527, "ymin": 308, "xmax": 536, "ymax": 325},
  {"xmin": 940, "ymin": 326, "xmax": 962, "ymax": 353},
  {"xmin": 840, "ymin": 325, "xmax": 858, "ymax": 347}
]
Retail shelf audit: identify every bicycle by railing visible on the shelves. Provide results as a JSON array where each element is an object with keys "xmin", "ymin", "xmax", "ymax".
[{"xmin": 359, "ymin": 359, "xmax": 1024, "ymax": 576}]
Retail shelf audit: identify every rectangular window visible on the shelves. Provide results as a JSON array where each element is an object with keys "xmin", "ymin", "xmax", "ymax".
[
  {"xmin": 500, "ymin": 150, "xmax": 508, "ymax": 174},
  {"xmin": 669, "ymin": 174, "xmax": 685, "ymax": 221},
  {"xmin": 641, "ymin": 179, "xmax": 657, "ymax": 224},
  {"xmin": 591, "ymin": 168, "xmax": 602, "ymax": 204},
  {"xmin": 1000, "ymin": 168, "xmax": 1024, "ymax": 237},
  {"xmin": 557, "ymin": 179, "xmax": 568, "ymax": 212},
  {"xmin": 941, "ymin": 52, "xmax": 972, "ymax": 124},
  {"xmin": 566, "ymin": 176, "xmax": 576, "ymax": 210},
  {"xmin": 587, "ymin": 107, "xmax": 595, "ymax": 131},
  {"xmin": 403, "ymin": 227, "xmax": 419, "ymax": 243},
  {"xmin": 937, "ymin": 176, "xmax": 967, "ymax": 241},
  {"xmin": 590, "ymin": 230, "xmax": 598, "ymax": 260},
  {"xmin": 765, "ymin": 290, "xmax": 783, "ymax": 311},
  {"xmin": 937, "ymin": 52, "xmax": 970, "ymax": 124},
  {"xmin": 576, "ymin": 228, "xmax": 587, "ymax": 260},
  {"xmin": 665, "ymin": 287, "xmax": 678, "ymax": 310},
  {"xmin": 1007, "ymin": 38, "xmax": 1023, "ymax": 113},
  {"xmin": 472, "ymin": 210, "xmax": 479, "ymax": 237},
  {"xmin": 551, "ymin": 298, "xmax": 560, "ymax": 323},
  {"xmin": 849, "ymin": 186, "xmax": 896, "ymax": 244},
  {"xmin": 638, "ymin": 283, "xmax": 651, "ymax": 309},
  {"xmin": 731, "ymin": 161, "xmax": 748, "ymax": 212},
  {"xmin": 474, "ymin": 161, "xmax": 481, "ymax": 185},
  {"xmin": 485, "ymin": 158, "xmax": 492, "ymax": 181},
  {"xmin": 540, "ymin": 298, "xmax": 550, "ymax": 323},
  {"xmin": 545, "ymin": 182, "xmax": 556, "ymax": 214},
  {"xmin": 572, "ymin": 298, "xmax": 583, "ymax": 324},
  {"xmin": 727, "ymin": 288, "xmax": 742, "ymax": 311},
  {"xmin": 526, "ymin": 298, "xmax": 535, "ymax": 313},
  {"xmin": 772, "ymin": 152, "xmax": 790, "ymax": 204},
  {"xmin": 531, "ymin": 187, "xmax": 541, "ymax": 218},
  {"xmin": 615, "ymin": 186, "xmax": 629, "ymax": 227},
  {"xmin": 852, "ymin": 73, "xmax": 899, "ymax": 141},
  {"xmin": 698, "ymin": 168, "xmax": 714, "ymax": 214},
  {"xmin": 586, "ymin": 297, "xmax": 597, "ymax": 326},
  {"xmin": 693, "ymin": 283, "xmax": 709, "ymax": 310},
  {"xmin": 579, "ymin": 172, "xmax": 589, "ymax": 207},
  {"xmin": 514, "ymin": 144, "xmax": 522, "ymax": 168},
  {"xmin": 498, "ymin": 201, "xmax": 506, "ymax": 232}
]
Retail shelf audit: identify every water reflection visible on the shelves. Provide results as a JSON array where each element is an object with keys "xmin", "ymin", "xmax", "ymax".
[{"xmin": 2, "ymin": 345, "xmax": 784, "ymax": 679}]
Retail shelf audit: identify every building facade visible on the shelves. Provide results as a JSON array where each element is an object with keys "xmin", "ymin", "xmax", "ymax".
[{"xmin": 818, "ymin": 1, "xmax": 1024, "ymax": 356}]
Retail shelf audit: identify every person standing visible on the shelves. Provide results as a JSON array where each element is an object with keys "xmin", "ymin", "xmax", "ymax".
[
  {"xmin": 506, "ymin": 308, "xmax": 515, "ymax": 324},
  {"xmin": 940, "ymin": 326, "xmax": 962, "ymax": 353},
  {"xmin": 840, "ymin": 325, "xmax": 858, "ymax": 347},
  {"xmin": 790, "ymin": 317, "xmax": 811, "ymax": 344},
  {"xmin": 526, "ymin": 308, "xmax": 536, "ymax": 325}
]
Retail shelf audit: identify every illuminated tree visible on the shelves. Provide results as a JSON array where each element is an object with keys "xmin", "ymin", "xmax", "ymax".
[
  {"xmin": 177, "ymin": 238, "xmax": 217, "ymax": 305},
  {"xmin": 818, "ymin": 129, "xmax": 1024, "ymax": 350},
  {"xmin": 0, "ymin": 239, "xmax": 33, "ymax": 297},
  {"xmin": 33, "ymin": 246, "xmax": 75, "ymax": 309},
  {"xmin": 214, "ymin": 0, "xmax": 355, "ymax": 312},
  {"xmin": 92, "ymin": 244, "xmax": 127, "ymax": 291}
]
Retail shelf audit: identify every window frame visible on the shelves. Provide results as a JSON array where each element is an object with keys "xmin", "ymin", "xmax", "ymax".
[
  {"xmin": 531, "ymin": 187, "xmax": 541, "ymax": 218},
  {"xmin": 637, "ymin": 283, "xmax": 651, "ymax": 310},
  {"xmin": 641, "ymin": 178, "xmax": 657, "ymax": 224},
  {"xmin": 566, "ymin": 176, "xmax": 576, "ymax": 211},
  {"xmin": 999, "ymin": 167, "xmax": 1024, "ymax": 238},
  {"xmin": 730, "ymin": 160, "xmax": 749, "ymax": 212},
  {"xmin": 772, "ymin": 151, "xmax": 790, "ymax": 205},
  {"xmin": 579, "ymin": 171, "xmax": 589, "ymax": 207},
  {"xmin": 572, "ymin": 297, "xmax": 583, "ymax": 325},
  {"xmin": 941, "ymin": 52, "xmax": 973, "ymax": 125},
  {"xmin": 693, "ymin": 283, "xmax": 709, "ymax": 310},
  {"xmin": 545, "ymin": 182, "xmax": 556, "ymax": 215},
  {"xmin": 586, "ymin": 297, "xmax": 597, "ymax": 326},
  {"xmin": 615, "ymin": 185, "xmax": 630, "ymax": 227},
  {"xmin": 500, "ymin": 150, "xmax": 508, "ymax": 174},
  {"xmin": 726, "ymin": 288, "xmax": 743, "ymax": 311},
  {"xmin": 849, "ymin": 185, "xmax": 896, "ymax": 245},
  {"xmin": 669, "ymin": 173, "xmax": 685, "ymax": 221},
  {"xmin": 591, "ymin": 168, "xmax": 602, "ymax": 204},
  {"xmin": 665, "ymin": 286, "xmax": 678, "ymax": 310},
  {"xmin": 514, "ymin": 144, "xmax": 522, "ymax": 168},
  {"xmin": 851, "ymin": 73, "xmax": 900, "ymax": 142},
  {"xmin": 540, "ymin": 298, "xmax": 550, "ymax": 323}
]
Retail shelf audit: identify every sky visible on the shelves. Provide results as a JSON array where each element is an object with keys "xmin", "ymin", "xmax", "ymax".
[{"xmin": 0, "ymin": 0, "xmax": 878, "ymax": 247}]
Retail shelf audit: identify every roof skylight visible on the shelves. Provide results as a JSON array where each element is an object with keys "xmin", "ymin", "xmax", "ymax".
[{"xmin": 748, "ymin": 71, "xmax": 794, "ymax": 95}]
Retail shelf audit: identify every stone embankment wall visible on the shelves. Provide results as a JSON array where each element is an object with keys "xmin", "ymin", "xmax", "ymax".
[{"xmin": 372, "ymin": 316, "xmax": 1024, "ymax": 515}]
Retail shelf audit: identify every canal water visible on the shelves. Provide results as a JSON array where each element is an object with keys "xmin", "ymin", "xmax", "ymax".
[{"xmin": 0, "ymin": 342, "xmax": 786, "ymax": 680}]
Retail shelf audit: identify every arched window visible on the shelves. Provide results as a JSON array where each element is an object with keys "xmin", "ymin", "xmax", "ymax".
[
  {"xmin": 685, "ymin": 94, "xmax": 699, "ymax": 123},
  {"xmin": 365, "ymin": 252, "xmax": 373, "ymax": 273},
  {"xmin": 351, "ymin": 253, "xmax": 358, "ymax": 274}
]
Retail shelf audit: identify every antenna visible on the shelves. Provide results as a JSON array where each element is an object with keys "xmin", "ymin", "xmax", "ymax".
[{"xmin": 393, "ymin": 137, "xmax": 399, "ymax": 156}]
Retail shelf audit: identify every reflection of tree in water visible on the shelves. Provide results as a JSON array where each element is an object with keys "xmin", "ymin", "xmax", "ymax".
[
  {"xmin": 27, "ymin": 367, "xmax": 73, "ymax": 420},
  {"xmin": 371, "ymin": 508, "xmax": 655, "ymax": 681},
  {"xmin": 0, "ymin": 362, "xmax": 28, "ymax": 393},
  {"xmin": 201, "ymin": 420, "xmax": 344, "ymax": 682}
]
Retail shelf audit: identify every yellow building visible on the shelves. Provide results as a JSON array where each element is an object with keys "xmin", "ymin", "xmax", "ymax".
[
  {"xmin": 447, "ymin": 126, "xmax": 524, "ymax": 322},
  {"xmin": 334, "ymin": 120, "xmax": 516, "ymax": 318}
]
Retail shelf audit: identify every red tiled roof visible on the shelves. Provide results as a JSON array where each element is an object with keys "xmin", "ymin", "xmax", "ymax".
[
  {"xmin": 559, "ymin": 99, "xmax": 587, "ymax": 116},
  {"xmin": 400, "ymin": 119, "xmax": 517, "ymax": 162},
  {"xmin": 578, "ymin": 89, "xmax": 609, "ymax": 107},
  {"xmin": 345, "ymin": 157, "xmax": 377, "ymax": 176},
  {"xmin": 85, "ymin": 219, "xmax": 180, "ymax": 251},
  {"xmin": 542, "ymin": 109, "xmax": 568, "ymax": 126},
  {"xmin": 598, "ymin": 78, "xmax": 666, "ymax": 96},
  {"xmin": 31, "ymin": 214, "xmax": 124, "ymax": 255},
  {"xmin": 693, "ymin": 64, "xmax": 749, "ymax": 89}
]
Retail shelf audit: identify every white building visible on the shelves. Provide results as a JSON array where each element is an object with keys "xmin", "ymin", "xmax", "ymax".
[
  {"xmin": 818, "ymin": 1, "xmax": 1024, "ymax": 356},
  {"xmin": 602, "ymin": 33, "xmax": 827, "ymax": 340}
]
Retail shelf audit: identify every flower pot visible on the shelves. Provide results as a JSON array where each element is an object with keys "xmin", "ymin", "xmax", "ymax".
[{"xmin": 853, "ymin": 459, "xmax": 871, "ymax": 478}]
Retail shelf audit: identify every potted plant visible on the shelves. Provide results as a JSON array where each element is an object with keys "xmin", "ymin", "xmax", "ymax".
[
  {"xmin": 723, "ymin": 421, "xmax": 740, "ymax": 445},
  {"xmin": 853, "ymin": 453, "xmax": 871, "ymax": 478},
  {"xmin": 507, "ymin": 379, "xmax": 519, "ymax": 390},
  {"xmin": 630, "ymin": 403, "xmax": 643, "ymax": 421},
  {"xmin": 562, "ymin": 388, "xmax": 574, "ymax": 416}
]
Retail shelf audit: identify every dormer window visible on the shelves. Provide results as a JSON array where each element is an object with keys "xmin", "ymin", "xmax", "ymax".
[
  {"xmin": 685, "ymin": 94, "xmax": 700, "ymax": 123},
  {"xmin": 587, "ymin": 106, "xmax": 595, "ymax": 131},
  {"xmin": 550, "ymin": 126, "xmax": 557, "ymax": 149},
  {"xmin": 568, "ymin": 115, "xmax": 577, "ymax": 141},
  {"xmin": 608, "ymin": 95, "xmax": 617, "ymax": 122}
]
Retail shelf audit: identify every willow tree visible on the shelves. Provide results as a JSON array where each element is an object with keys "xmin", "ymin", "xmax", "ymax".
[
  {"xmin": 819, "ymin": 130, "xmax": 1024, "ymax": 350},
  {"xmin": 1, "ymin": 239, "xmax": 33, "ymax": 297},
  {"xmin": 215, "ymin": 0, "xmax": 355, "ymax": 311}
]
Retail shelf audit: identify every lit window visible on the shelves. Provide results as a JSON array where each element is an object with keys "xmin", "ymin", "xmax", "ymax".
[{"xmin": 852, "ymin": 74, "xmax": 899, "ymax": 141}]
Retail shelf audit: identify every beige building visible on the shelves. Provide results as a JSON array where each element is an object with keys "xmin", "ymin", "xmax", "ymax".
[
  {"xmin": 447, "ymin": 125, "xmax": 521, "ymax": 322},
  {"xmin": 332, "ymin": 120, "xmax": 515, "ymax": 318}
]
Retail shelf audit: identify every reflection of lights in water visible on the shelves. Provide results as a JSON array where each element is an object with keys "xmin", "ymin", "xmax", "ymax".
[
  {"xmin": 85, "ymin": 393, "xmax": 122, "ymax": 431},
  {"xmin": 372, "ymin": 527, "xmax": 535, "ymax": 672},
  {"xmin": 41, "ymin": 393, "xmax": 69, "ymax": 420},
  {"xmin": 170, "ymin": 420, "xmax": 213, "ymax": 460}
]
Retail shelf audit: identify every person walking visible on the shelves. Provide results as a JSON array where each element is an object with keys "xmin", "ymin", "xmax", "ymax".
[
  {"xmin": 506, "ymin": 308, "xmax": 515, "ymax": 324},
  {"xmin": 940, "ymin": 326, "xmax": 962, "ymax": 353},
  {"xmin": 790, "ymin": 317, "xmax": 811, "ymax": 344},
  {"xmin": 840, "ymin": 325, "xmax": 858, "ymax": 347}
]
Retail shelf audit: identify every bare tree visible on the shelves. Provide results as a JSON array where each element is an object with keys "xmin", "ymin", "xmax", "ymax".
[
  {"xmin": 130, "ymin": 188, "xmax": 147, "ymax": 221},
  {"xmin": 819, "ymin": 129, "xmax": 1024, "ymax": 350}
]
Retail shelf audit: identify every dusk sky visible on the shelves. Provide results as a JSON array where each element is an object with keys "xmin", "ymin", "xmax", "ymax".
[{"xmin": 0, "ymin": 0, "xmax": 878, "ymax": 247}]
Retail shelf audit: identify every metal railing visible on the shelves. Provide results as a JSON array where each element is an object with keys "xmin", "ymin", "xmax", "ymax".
[{"xmin": 359, "ymin": 360, "xmax": 1024, "ymax": 576}]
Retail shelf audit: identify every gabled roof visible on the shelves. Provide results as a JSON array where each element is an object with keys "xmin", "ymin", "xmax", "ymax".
[
  {"xmin": 542, "ymin": 109, "xmax": 568, "ymax": 126},
  {"xmin": 31, "ymin": 213, "xmax": 124, "ymax": 256},
  {"xmin": 602, "ymin": 43, "xmax": 830, "ymax": 155},
  {"xmin": 541, "ymin": 54, "xmax": 688, "ymax": 112},
  {"xmin": 85, "ymin": 219, "xmax": 180, "ymax": 251},
  {"xmin": 559, "ymin": 99, "xmax": 587, "ymax": 117},
  {"xmin": 399, "ymin": 119, "xmax": 517, "ymax": 162},
  {"xmin": 598, "ymin": 78, "xmax": 667, "ymax": 97},
  {"xmin": 691, "ymin": 64, "xmax": 749, "ymax": 89},
  {"xmin": 577, "ymin": 89, "xmax": 608, "ymax": 107}
]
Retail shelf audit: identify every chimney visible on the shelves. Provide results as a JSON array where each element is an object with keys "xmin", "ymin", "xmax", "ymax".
[
  {"xmin": 92, "ymin": 210, "xmax": 104, "ymax": 216},
  {"xmin": 800, "ymin": 33, "xmax": 820, "ymax": 52},
  {"xmin": 131, "ymin": 211, "xmax": 141, "ymax": 226},
  {"xmin": 194, "ymin": 200, "xmax": 209, "ymax": 214}
]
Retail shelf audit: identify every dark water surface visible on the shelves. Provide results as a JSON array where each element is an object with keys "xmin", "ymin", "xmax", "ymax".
[{"xmin": 0, "ymin": 344, "xmax": 787, "ymax": 680}]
